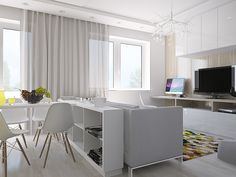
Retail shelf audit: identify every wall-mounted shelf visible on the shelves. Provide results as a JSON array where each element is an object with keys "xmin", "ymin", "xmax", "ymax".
[{"xmin": 59, "ymin": 100, "xmax": 123, "ymax": 177}]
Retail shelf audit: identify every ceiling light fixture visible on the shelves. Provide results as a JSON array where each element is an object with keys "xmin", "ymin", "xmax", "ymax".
[{"xmin": 152, "ymin": 1, "xmax": 188, "ymax": 41}]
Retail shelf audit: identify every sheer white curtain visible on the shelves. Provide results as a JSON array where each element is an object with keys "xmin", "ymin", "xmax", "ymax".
[{"xmin": 21, "ymin": 10, "xmax": 109, "ymax": 100}]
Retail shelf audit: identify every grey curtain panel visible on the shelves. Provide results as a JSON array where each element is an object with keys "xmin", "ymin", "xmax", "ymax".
[{"xmin": 21, "ymin": 10, "xmax": 109, "ymax": 100}]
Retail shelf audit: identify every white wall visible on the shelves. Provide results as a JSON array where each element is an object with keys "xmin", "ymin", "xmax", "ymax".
[
  {"xmin": 107, "ymin": 26, "xmax": 165, "ymax": 105},
  {"xmin": 0, "ymin": 5, "xmax": 166, "ymax": 106}
]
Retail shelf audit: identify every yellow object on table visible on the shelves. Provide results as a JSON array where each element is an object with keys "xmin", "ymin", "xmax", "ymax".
[
  {"xmin": 8, "ymin": 97, "xmax": 16, "ymax": 105},
  {"xmin": 0, "ymin": 90, "xmax": 6, "ymax": 106}
]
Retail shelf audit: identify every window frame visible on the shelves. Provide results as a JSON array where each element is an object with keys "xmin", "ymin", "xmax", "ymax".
[
  {"xmin": 109, "ymin": 41, "xmax": 115, "ymax": 89},
  {"xmin": 109, "ymin": 36, "xmax": 150, "ymax": 90},
  {"xmin": 0, "ymin": 20, "xmax": 20, "ymax": 96}
]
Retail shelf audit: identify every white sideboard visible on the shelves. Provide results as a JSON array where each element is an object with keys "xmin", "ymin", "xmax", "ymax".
[{"xmin": 58, "ymin": 99, "xmax": 123, "ymax": 177}]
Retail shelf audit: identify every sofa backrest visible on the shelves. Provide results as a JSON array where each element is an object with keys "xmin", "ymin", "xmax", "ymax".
[{"xmin": 124, "ymin": 106, "xmax": 183, "ymax": 167}]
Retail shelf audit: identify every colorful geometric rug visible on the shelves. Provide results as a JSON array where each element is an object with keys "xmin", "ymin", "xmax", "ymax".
[{"xmin": 183, "ymin": 130, "xmax": 222, "ymax": 161}]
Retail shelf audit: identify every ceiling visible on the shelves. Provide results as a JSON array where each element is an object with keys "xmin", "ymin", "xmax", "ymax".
[
  {"xmin": 0, "ymin": 0, "xmax": 233, "ymax": 33},
  {"xmin": 54, "ymin": 0, "xmax": 209, "ymax": 22}
]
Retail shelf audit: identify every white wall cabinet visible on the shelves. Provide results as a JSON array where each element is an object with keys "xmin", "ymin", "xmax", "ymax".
[
  {"xmin": 202, "ymin": 9, "xmax": 218, "ymax": 50},
  {"xmin": 218, "ymin": 1, "xmax": 236, "ymax": 48},
  {"xmin": 187, "ymin": 16, "xmax": 202, "ymax": 54},
  {"xmin": 175, "ymin": 1, "xmax": 236, "ymax": 56},
  {"xmin": 175, "ymin": 32, "xmax": 187, "ymax": 56}
]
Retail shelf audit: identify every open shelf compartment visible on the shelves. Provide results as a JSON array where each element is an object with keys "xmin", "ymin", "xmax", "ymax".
[{"xmin": 72, "ymin": 105, "xmax": 84, "ymax": 129}]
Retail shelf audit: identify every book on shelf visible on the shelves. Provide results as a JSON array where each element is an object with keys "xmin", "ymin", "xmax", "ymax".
[
  {"xmin": 85, "ymin": 126, "xmax": 102, "ymax": 139},
  {"xmin": 88, "ymin": 147, "xmax": 102, "ymax": 166}
]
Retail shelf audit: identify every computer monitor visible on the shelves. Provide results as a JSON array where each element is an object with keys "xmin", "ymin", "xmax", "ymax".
[{"xmin": 165, "ymin": 78, "xmax": 185, "ymax": 95}]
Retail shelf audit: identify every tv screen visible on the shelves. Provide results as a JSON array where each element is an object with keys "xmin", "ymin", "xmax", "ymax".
[
  {"xmin": 195, "ymin": 66, "xmax": 232, "ymax": 93},
  {"xmin": 165, "ymin": 78, "xmax": 185, "ymax": 95}
]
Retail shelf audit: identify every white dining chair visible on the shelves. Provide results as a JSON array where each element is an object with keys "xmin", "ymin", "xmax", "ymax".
[
  {"xmin": 37, "ymin": 103, "xmax": 76, "ymax": 168},
  {"xmin": 32, "ymin": 106, "xmax": 50, "ymax": 147},
  {"xmin": 1, "ymin": 98, "xmax": 29, "ymax": 148},
  {"xmin": 0, "ymin": 112, "xmax": 31, "ymax": 177},
  {"xmin": 138, "ymin": 93, "xmax": 157, "ymax": 108}
]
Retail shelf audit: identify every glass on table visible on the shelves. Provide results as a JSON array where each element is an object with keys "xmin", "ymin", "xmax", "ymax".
[{"xmin": 8, "ymin": 97, "xmax": 16, "ymax": 105}]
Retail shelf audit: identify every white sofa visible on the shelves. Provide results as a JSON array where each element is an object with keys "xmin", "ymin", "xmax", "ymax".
[{"xmin": 106, "ymin": 102, "xmax": 183, "ymax": 177}]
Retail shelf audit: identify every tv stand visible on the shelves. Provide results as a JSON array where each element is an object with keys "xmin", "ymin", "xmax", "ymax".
[
  {"xmin": 152, "ymin": 95, "xmax": 236, "ymax": 112},
  {"xmin": 206, "ymin": 94, "xmax": 227, "ymax": 99}
]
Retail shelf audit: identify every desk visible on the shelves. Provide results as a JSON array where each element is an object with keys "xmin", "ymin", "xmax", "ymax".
[{"xmin": 0, "ymin": 102, "xmax": 55, "ymax": 134}]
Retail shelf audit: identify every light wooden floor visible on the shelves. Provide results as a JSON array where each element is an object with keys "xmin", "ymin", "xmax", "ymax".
[{"xmin": 1, "ymin": 135, "xmax": 236, "ymax": 177}]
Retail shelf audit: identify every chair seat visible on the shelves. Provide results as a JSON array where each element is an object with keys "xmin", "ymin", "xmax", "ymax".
[
  {"xmin": 6, "ymin": 117, "xmax": 29, "ymax": 125},
  {"xmin": 32, "ymin": 117, "xmax": 45, "ymax": 122},
  {"xmin": 11, "ymin": 129, "xmax": 29, "ymax": 136}
]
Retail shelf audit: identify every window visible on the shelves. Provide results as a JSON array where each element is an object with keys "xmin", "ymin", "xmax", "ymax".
[
  {"xmin": 0, "ymin": 20, "xmax": 21, "ymax": 98},
  {"xmin": 121, "ymin": 44, "xmax": 142, "ymax": 88},
  {"xmin": 109, "ymin": 36, "xmax": 150, "ymax": 90},
  {"xmin": 109, "ymin": 42, "xmax": 114, "ymax": 88}
]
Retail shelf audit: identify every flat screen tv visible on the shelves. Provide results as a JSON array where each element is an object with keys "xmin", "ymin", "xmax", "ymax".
[
  {"xmin": 194, "ymin": 66, "xmax": 233, "ymax": 95},
  {"xmin": 165, "ymin": 78, "xmax": 185, "ymax": 95}
]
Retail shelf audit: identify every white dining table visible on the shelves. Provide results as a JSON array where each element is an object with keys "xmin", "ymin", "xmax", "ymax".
[{"xmin": 0, "ymin": 102, "xmax": 56, "ymax": 134}]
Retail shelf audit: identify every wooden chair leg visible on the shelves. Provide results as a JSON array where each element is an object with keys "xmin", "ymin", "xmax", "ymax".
[
  {"xmin": 55, "ymin": 133, "xmax": 60, "ymax": 142},
  {"xmin": 0, "ymin": 141, "xmax": 3, "ymax": 149},
  {"xmin": 1, "ymin": 141, "xmax": 4, "ymax": 163},
  {"xmin": 19, "ymin": 124, "xmax": 27, "ymax": 148},
  {"xmin": 2, "ymin": 141, "xmax": 5, "ymax": 164},
  {"xmin": 35, "ymin": 129, "xmax": 42, "ymax": 147},
  {"xmin": 33, "ymin": 129, "xmax": 39, "ymax": 141},
  {"xmin": 61, "ymin": 133, "xmax": 68, "ymax": 153},
  {"xmin": 39, "ymin": 133, "xmax": 50, "ymax": 158},
  {"xmin": 65, "ymin": 132, "xmax": 76, "ymax": 162},
  {"xmin": 4, "ymin": 141, "xmax": 7, "ymax": 177},
  {"xmin": 43, "ymin": 135, "xmax": 52, "ymax": 168},
  {"xmin": 16, "ymin": 138, "xmax": 30, "ymax": 166}
]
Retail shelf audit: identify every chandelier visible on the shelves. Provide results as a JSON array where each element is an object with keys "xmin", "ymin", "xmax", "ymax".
[{"xmin": 152, "ymin": 4, "xmax": 188, "ymax": 41}]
